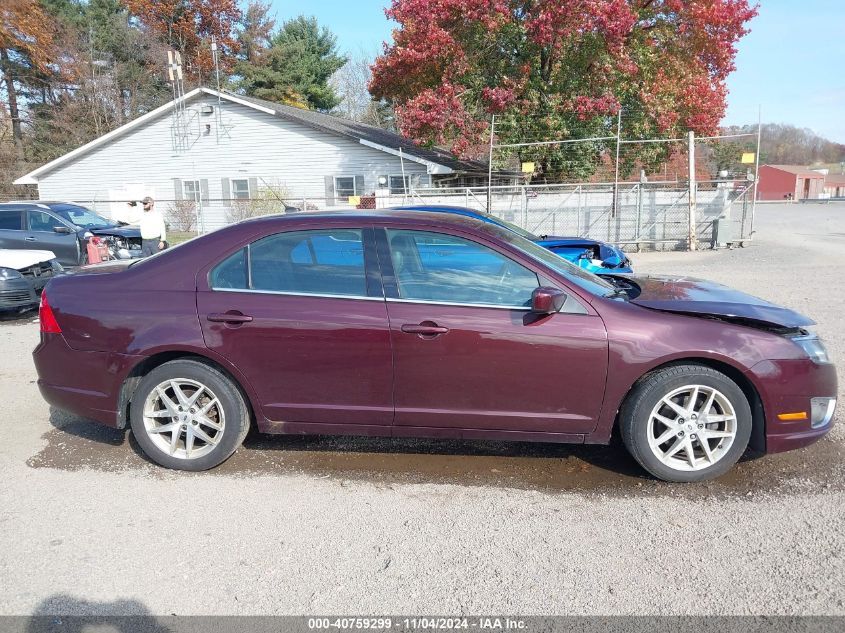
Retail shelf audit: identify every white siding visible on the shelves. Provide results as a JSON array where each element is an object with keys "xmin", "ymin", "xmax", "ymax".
[{"xmin": 35, "ymin": 97, "xmax": 430, "ymax": 231}]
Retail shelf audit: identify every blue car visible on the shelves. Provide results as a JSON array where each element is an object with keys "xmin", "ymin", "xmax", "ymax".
[{"xmin": 394, "ymin": 205, "xmax": 633, "ymax": 274}]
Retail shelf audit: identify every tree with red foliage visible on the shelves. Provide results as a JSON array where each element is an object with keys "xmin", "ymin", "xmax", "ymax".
[
  {"xmin": 370, "ymin": 0, "xmax": 757, "ymax": 180},
  {"xmin": 123, "ymin": 0, "xmax": 241, "ymax": 82}
]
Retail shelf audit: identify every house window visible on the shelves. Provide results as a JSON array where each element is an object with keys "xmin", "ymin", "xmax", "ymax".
[
  {"xmin": 389, "ymin": 175, "xmax": 411, "ymax": 194},
  {"xmin": 232, "ymin": 179, "xmax": 250, "ymax": 200},
  {"xmin": 183, "ymin": 180, "xmax": 202, "ymax": 202},
  {"xmin": 334, "ymin": 176, "xmax": 357, "ymax": 200}
]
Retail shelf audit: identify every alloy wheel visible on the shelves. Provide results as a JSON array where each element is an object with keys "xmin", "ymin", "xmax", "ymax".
[
  {"xmin": 142, "ymin": 378, "xmax": 226, "ymax": 460},
  {"xmin": 646, "ymin": 384, "xmax": 738, "ymax": 472}
]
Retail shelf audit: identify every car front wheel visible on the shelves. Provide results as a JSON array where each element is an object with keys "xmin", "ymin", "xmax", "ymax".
[
  {"xmin": 620, "ymin": 365, "xmax": 752, "ymax": 482},
  {"xmin": 130, "ymin": 359, "xmax": 250, "ymax": 471}
]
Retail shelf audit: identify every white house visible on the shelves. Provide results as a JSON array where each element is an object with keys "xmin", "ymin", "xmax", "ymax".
[{"xmin": 14, "ymin": 87, "xmax": 489, "ymax": 231}]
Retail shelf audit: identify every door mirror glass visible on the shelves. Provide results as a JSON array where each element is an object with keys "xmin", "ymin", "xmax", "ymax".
[{"xmin": 531, "ymin": 287, "xmax": 567, "ymax": 314}]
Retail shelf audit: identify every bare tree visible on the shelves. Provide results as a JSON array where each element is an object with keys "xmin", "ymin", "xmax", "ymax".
[
  {"xmin": 224, "ymin": 185, "xmax": 291, "ymax": 223},
  {"xmin": 330, "ymin": 48, "xmax": 394, "ymax": 129},
  {"xmin": 166, "ymin": 200, "xmax": 197, "ymax": 232}
]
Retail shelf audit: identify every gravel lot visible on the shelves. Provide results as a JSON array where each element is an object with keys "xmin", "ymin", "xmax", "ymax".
[{"xmin": 0, "ymin": 203, "xmax": 843, "ymax": 616}]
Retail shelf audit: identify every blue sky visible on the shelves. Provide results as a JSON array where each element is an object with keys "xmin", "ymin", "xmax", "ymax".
[{"xmin": 267, "ymin": 0, "xmax": 845, "ymax": 142}]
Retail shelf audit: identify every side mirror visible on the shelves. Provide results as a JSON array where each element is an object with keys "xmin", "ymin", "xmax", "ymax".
[
  {"xmin": 531, "ymin": 286, "xmax": 567, "ymax": 314},
  {"xmin": 53, "ymin": 226, "xmax": 72, "ymax": 234}
]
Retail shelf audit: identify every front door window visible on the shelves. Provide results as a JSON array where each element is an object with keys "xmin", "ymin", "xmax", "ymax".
[{"xmin": 386, "ymin": 229, "xmax": 540, "ymax": 307}]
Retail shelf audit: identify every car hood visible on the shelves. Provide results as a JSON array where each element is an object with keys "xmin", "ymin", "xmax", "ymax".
[
  {"xmin": 536, "ymin": 236, "xmax": 602, "ymax": 248},
  {"xmin": 623, "ymin": 274, "xmax": 814, "ymax": 329},
  {"xmin": 89, "ymin": 226, "xmax": 141, "ymax": 238},
  {"xmin": 0, "ymin": 249, "xmax": 57, "ymax": 270}
]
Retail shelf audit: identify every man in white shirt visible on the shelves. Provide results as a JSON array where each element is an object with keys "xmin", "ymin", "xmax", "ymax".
[{"xmin": 139, "ymin": 196, "xmax": 166, "ymax": 257}]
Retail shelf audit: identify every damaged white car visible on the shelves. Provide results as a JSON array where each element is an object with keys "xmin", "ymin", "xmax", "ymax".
[{"xmin": 0, "ymin": 249, "xmax": 63, "ymax": 314}]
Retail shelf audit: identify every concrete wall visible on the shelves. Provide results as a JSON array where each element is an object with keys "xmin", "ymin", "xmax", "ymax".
[{"xmin": 383, "ymin": 183, "xmax": 749, "ymax": 250}]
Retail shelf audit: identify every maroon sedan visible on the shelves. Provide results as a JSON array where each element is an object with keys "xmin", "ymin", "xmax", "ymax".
[{"xmin": 33, "ymin": 211, "xmax": 837, "ymax": 481}]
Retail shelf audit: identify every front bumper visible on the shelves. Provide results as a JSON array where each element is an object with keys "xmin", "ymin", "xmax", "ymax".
[
  {"xmin": 112, "ymin": 247, "xmax": 143, "ymax": 260},
  {"xmin": 0, "ymin": 277, "xmax": 38, "ymax": 312},
  {"xmin": 747, "ymin": 359, "xmax": 838, "ymax": 453}
]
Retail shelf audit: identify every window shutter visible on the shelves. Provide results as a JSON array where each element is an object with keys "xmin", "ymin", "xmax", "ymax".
[
  {"xmin": 200, "ymin": 179, "xmax": 210, "ymax": 203},
  {"xmin": 248, "ymin": 177, "xmax": 258, "ymax": 200},
  {"xmin": 354, "ymin": 175, "xmax": 365, "ymax": 196},
  {"xmin": 324, "ymin": 176, "xmax": 335, "ymax": 206},
  {"xmin": 173, "ymin": 178, "xmax": 183, "ymax": 201},
  {"xmin": 221, "ymin": 178, "xmax": 231, "ymax": 202}
]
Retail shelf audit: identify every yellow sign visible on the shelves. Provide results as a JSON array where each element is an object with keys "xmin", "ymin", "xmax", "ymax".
[
  {"xmin": 521, "ymin": 162, "xmax": 535, "ymax": 174},
  {"xmin": 348, "ymin": 195, "xmax": 361, "ymax": 205},
  {"xmin": 741, "ymin": 153, "xmax": 756, "ymax": 164}
]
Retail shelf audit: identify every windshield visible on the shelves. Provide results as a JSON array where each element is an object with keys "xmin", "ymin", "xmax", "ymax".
[
  {"xmin": 474, "ymin": 221, "xmax": 616, "ymax": 297},
  {"xmin": 487, "ymin": 215, "xmax": 541, "ymax": 241},
  {"xmin": 50, "ymin": 204, "xmax": 114, "ymax": 229}
]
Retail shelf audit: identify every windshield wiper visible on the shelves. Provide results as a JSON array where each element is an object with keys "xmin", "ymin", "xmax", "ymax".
[{"xmin": 603, "ymin": 288, "xmax": 629, "ymax": 300}]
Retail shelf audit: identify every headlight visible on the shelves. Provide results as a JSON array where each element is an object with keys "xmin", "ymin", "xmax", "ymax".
[
  {"xmin": 792, "ymin": 334, "xmax": 830, "ymax": 364},
  {"xmin": 50, "ymin": 260, "xmax": 64, "ymax": 273},
  {"xmin": 0, "ymin": 267, "xmax": 23, "ymax": 280}
]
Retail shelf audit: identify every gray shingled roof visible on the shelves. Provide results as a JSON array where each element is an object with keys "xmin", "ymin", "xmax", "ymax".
[{"xmin": 228, "ymin": 91, "xmax": 490, "ymax": 174}]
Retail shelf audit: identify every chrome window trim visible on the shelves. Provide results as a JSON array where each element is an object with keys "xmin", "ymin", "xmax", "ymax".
[
  {"xmin": 386, "ymin": 297, "xmax": 532, "ymax": 311},
  {"xmin": 210, "ymin": 286, "xmax": 383, "ymax": 302}
]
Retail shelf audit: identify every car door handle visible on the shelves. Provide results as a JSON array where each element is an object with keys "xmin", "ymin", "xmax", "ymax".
[
  {"xmin": 207, "ymin": 311, "xmax": 253, "ymax": 324},
  {"xmin": 401, "ymin": 323, "xmax": 449, "ymax": 335},
  {"xmin": 24, "ymin": 236, "xmax": 37, "ymax": 241}
]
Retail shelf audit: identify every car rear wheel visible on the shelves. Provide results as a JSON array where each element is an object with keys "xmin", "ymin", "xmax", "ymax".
[
  {"xmin": 620, "ymin": 365, "xmax": 752, "ymax": 482},
  {"xmin": 130, "ymin": 359, "xmax": 250, "ymax": 471}
]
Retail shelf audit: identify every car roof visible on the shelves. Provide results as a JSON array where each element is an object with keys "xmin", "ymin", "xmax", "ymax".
[
  {"xmin": 393, "ymin": 205, "xmax": 483, "ymax": 214},
  {"xmin": 238, "ymin": 208, "xmax": 487, "ymax": 230},
  {"xmin": 0, "ymin": 201, "xmax": 56, "ymax": 209}
]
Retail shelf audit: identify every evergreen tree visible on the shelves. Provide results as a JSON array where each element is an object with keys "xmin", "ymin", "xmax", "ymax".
[{"xmin": 237, "ymin": 15, "xmax": 346, "ymax": 111}]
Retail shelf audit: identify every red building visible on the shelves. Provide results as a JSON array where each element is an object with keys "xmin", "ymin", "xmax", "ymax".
[
  {"xmin": 823, "ymin": 173, "xmax": 845, "ymax": 198},
  {"xmin": 757, "ymin": 165, "xmax": 826, "ymax": 201}
]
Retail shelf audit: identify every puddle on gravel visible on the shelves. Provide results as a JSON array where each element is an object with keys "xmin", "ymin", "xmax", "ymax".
[{"xmin": 28, "ymin": 409, "xmax": 845, "ymax": 498}]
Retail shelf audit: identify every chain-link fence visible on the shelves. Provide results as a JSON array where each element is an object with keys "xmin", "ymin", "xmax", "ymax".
[
  {"xmin": 73, "ymin": 176, "xmax": 755, "ymax": 251},
  {"xmin": 66, "ymin": 110, "xmax": 760, "ymax": 252}
]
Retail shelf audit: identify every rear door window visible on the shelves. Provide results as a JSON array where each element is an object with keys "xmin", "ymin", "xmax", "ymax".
[
  {"xmin": 0, "ymin": 210, "xmax": 24, "ymax": 230},
  {"xmin": 209, "ymin": 248, "xmax": 248, "ymax": 289},
  {"xmin": 209, "ymin": 229, "xmax": 369, "ymax": 298}
]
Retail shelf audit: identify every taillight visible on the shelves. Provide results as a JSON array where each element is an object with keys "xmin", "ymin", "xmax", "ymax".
[{"xmin": 39, "ymin": 290, "xmax": 62, "ymax": 334}]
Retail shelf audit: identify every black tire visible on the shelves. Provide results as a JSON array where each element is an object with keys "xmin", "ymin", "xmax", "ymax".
[
  {"xmin": 130, "ymin": 359, "xmax": 250, "ymax": 471},
  {"xmin": 620, "ymin": 364, "xmax": 752, "ymax": 482}
]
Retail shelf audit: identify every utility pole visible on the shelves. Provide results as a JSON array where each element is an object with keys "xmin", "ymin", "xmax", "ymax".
[
  {"xmin": 688, "ymin": 130, "xmax": 697, "ymax": 251},
  {"xmin": 487, "ymin": 114, "xmax": 495, "ymax": 214},
  {"xmin": 399, "ymin": 147, "xmax": 407, "ymax": 205},
  {"xmin": 750, "ymin": 105, "xmax": 762, "ymax": 239},
  {"xmin": 613, "ymin": 109, "xmax": 622, "ymax": 217}
]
